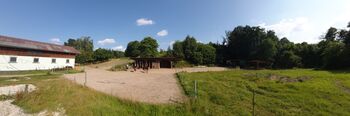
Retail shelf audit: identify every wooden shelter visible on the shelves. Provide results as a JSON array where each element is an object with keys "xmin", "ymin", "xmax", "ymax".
[
  {"xmin": 226, "ymin": 59, "xmax": 270, "ymax": 69},
  {"xmin": 131, "ymin": 57, "xmax": 179, "ymax": 69},
  {"xmin": 248, "ymin": 60, "xmax": 270, "ymax": 69}
]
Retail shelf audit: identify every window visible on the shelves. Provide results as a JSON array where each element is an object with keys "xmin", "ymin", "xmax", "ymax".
[
  {"xmin": 9, "ymin": 57, "xmax": 17, "ymax": 63},
  {"xmin": 33, "ymin": 58, "xmax": 39, "ymax": 63},
  {"xmin": 52, "ymin": 59, "xmax": 56, "ymax": 63},
  {"xmin": 66, "ymin": 59, "xmax": 70, "ymax": 64}
]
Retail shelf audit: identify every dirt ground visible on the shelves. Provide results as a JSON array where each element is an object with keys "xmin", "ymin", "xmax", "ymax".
[{"xmin": 64, "ymin": 66, "xmax": 227, "ymax": 104}]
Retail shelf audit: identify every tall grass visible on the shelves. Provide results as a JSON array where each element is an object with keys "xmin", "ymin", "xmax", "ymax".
[{"xmin": 177, "ymin": 69, "xmax": 350, "ymax": 115}]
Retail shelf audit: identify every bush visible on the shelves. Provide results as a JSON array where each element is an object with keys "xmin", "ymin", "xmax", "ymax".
[
  {"xmin": 174, "ymin": 60, "xmax": 193, "ymax": 68},
  {"xmin": 110, "ymin": 64, "xmax": 129, "ymax": 71}
]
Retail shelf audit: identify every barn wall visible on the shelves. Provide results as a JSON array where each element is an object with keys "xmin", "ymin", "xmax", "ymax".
[{"xmin": 0, "ymin": 55, "xmax": 75, "ymax": 71}]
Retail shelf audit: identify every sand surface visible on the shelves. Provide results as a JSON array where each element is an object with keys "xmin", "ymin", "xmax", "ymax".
[{"xmin": 64, "ymin": 66, "xmax": 227, "ymax": 104}]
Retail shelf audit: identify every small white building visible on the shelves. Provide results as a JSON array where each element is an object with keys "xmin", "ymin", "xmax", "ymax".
[{"xmin": 0, "ymin": 35, "xmax": 80, "ymax": 71}]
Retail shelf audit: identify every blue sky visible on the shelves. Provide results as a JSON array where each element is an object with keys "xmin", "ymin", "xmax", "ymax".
[{"xmin": 0, "ymin": 0, "xmax": 349, "ymax": 51}]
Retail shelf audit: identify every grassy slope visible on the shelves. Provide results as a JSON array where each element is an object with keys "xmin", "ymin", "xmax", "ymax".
[
  {"xmin": 87, "ymin": 58, "xmax": 133, "ymax": 69},
  {"xmin": 14, "ymin": 78, "xmax": 186, "ymax": 115},
  {"xmin": 1, "ymin": 69, "xmax": 350, "ymax": 115},
  {"xmin": 1, "ymin": 74, "xmax": 187, "ymax": 116}
]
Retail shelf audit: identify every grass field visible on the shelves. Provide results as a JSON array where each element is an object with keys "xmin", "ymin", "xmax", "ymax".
[
  {"xmin": 1, "ymin": 69, "xmax": 350, "ymax": 115},
  {"xmin": 178, "ymin": 69, "xmax": 350, "ymax": 115}
]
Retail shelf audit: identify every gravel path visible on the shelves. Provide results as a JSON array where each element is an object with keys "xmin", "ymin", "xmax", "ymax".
[{"xmin": 64, "ymin": 67, "xmax": 227, "ymax": 104}]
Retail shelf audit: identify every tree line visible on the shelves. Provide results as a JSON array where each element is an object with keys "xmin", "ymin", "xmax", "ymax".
[
  {"xmin": 66, "ymin": 22, "xmax": 350, "ymax": 69},
  {"xmin": 64, "ymin": 37, "xmax": 124, "ymax": 64},
  {"xmin": 124, "ymin": 36, "xmax": 216, "ymax": 65},
  {"xmin": 211, "ymin": 22, "xmax": 350, "ymax": 69}
]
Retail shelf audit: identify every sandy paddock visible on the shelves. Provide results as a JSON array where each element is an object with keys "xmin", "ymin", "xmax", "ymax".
[{"xmin": 64, "ymin": 67, "xmax": 227, "ymax": 104}]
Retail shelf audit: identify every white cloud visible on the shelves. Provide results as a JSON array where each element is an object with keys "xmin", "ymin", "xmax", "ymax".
[
  {"xmin": 50, "ymin": 38, "xmax": 61, "ymax": 45},
  {"xmin": 157, "ymin": 30, "xmax": 168, "ymax": 37},
  {"xmin": 258, "ymin": 17, "xmax": 319, "ymax": 43},
  {"xmin": 97, "ymin": 38, "xmax": 115, "ymax": 45},
  {"xmin": 259, "ymin": 17, "xmax": 311, "ymax": 38},
  {"xmin": 328, "ymin": 7, "xmax": 350, "ymax": 29},
  {"xmin": 112, "ymin": 45, "xmax": 125, "ymax": 51},
  {"xmin": 136, "ymin": 18, "xmax": 154, "ymax": 26},
  {"xmin": 169, "ymin": 41, "xmax": 175, "ymax": 46},
  {"xmin": 168, "ymin": 40, "xmax": 175, "ymax": 48}
]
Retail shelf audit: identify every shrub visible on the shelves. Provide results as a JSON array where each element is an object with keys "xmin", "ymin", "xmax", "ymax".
[{"xmin": 174, "ymin": 60, "xmax": 193, "ymax": 68}]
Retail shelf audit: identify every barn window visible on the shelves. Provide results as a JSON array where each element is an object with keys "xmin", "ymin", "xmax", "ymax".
[
  {"xmin": 33, "ymin": 58, "xmax": 39, "ymax": 63},
  {"xmin": 52, "ymin": 59, "xmax": 56, "ymax": 63},
  {"xmin": 66, "ymin": 59, "xmax": 70, "ymax": 63},
  {"xmin": 9, "ymin": 57, "xmax": 17, "ymax": 63}
]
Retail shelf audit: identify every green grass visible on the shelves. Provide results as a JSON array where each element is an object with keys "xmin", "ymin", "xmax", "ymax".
[
  {"xmin": 177, "ymin": 69, "xmax": 350, "ymax": 115},
  {"xmin": 0, "ymin": 70, "xmax": 50, "ymax": 75},
  {"xmin": 1, "ymin": 69, "xmax": 350, "ymax": 115},
  {"xmin": 13, "ymin": 78, "xmax": 187, "ymax": 115}
]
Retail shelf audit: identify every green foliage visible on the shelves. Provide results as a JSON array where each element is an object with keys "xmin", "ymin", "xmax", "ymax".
[
  {"xmin": 322, "ymin": 41, "xmax": 345, "ymax": 69},
  {"xmin": 192, "ymin": 52, "xmax": 203, "ymax": 65},
  {"xmin": 65, "ymin": 36, "xmax": 94, "ymax": 64},
  {"xmin": 294, "ymin": 43, "xmax": 322, "ymax": 68},
  {"xmin": 93, "ymin": 48, "xmax": 114, "ymax": 62},
  {"xmin": 112, "ymin": 50, "xmax": 125, "ymax": 58},
  {"xmin": 125, "ymin": 41, "xmax": 141, "ymax": 57},
  {"xmin": 139, "ymin": 37, "xmax": 159, "ymax": 57},
  {"xmin": 274, "ymin": 50, "xmax": 301, "ymax": 68},
  {"xmin": 170, "ymin": 36, "xmax": 216, "ymax": 65},
  {"xmin": 125, "ymin": 37, "xmax": 159, "ymax": 58},
  {"xmin": 183, "ymin": 36, "xmax": 198, "ymax": 62},
  {"xmin": 209, "ymin": 41, "xmax": 227, "ymax": 66},
  {"xmin": 324, "ymin": 27, "xmax": 338, "ymax": 41},
  {"xmin": 172, "ymin": 41, "xmax": 185, "ymax": 58},
  {"xmin": 255, "ymin": 38, "xmax": 277, "ymax": 61},
  {"xmin": 197, "ymin": 44, "xmax": 216, "ymax": 65},
  {"xmin": 225, "ymin": 26, "xmax": 278, "ymax": 64},
  {"xmin": 213, "ymin": 22, "xmax": 350, "ymax": 69}
]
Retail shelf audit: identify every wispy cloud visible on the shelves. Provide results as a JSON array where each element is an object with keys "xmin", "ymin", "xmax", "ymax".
[
  {"xmin": 169, "ymin": 40, "xmax": 175, "ymax": 48},
  {"xmin": 97, "ymin": 38, "xmax": 116, "ymax": 45},
  {"xmin": 136, "ymin": 18, "xmax": 154, "ymax": 26},
  {"xmin": 157, "ymin": 29, "xmax": 168, "ymax": 37},
  {"xmin": 258, "ymin": 17, "xmax": 318, "ymax": 43},
  {"xmin": 50, "ymin": 38, "xmax": 61, "ymax": 45},
  {"xmin": 258, "ymin": 13, "xmax": 350, "ymax": 44},
  {"xmin": 112, "ymin": 45, "xmax": 125, "ymax": 51},
  {"xmin": 259, "ymin": 17, "xmax": 311, "ymax": 38}
]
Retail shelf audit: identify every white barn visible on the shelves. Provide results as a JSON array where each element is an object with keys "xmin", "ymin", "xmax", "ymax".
[{"xmin": 0, "ymin": 35, "xmax": 80, "ymax": 71}]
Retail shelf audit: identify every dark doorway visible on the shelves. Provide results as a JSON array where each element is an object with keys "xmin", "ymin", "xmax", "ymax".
[{"xmin": 160, "ymin": 60, "xmax": 171, "ymax": 68}]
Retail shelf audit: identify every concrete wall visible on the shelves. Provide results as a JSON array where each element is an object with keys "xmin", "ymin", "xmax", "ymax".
[{"xmin": 0, "ymin": 55, "xmax": 75, "ymax": 71}]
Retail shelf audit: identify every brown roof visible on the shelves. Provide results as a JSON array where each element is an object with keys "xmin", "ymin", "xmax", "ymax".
[{"xmin": 0, "ymin": 35, "xmax": 80, "ymax": 54}]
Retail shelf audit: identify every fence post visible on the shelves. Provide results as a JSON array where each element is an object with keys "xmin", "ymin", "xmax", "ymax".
[
  {"xmin": 252, "ymin": 90, "xmax": 256, "ymax": 116},
  {"xmin": 84, "ymin": 71, "xmax": 87, "ymax": 86},
  {"xmin": 24, "ymin": 84, "xmax": 28, "ymax": 93},
  {"xmin": 194, "ymin": 80, "xmax": 197, "ymax": 99}
]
